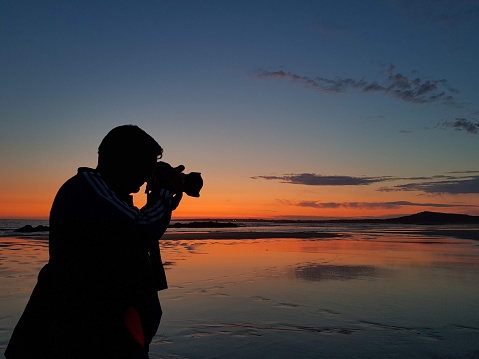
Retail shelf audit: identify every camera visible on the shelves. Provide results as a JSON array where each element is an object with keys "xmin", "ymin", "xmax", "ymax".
[{"xmin": 146, "ymin": 161, "xmax": 203, "ymax": 197}]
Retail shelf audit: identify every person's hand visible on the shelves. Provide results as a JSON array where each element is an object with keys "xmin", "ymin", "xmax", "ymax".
[
  {"xmin": 164, "ymin": 165, "xmax": 185, "ymax": 194},
  {"xmin": 171, "ymin": 191, "xmax": 183, "ymax": 210},
  {"xmin": 148, "ymin": 164, "xmax": 185, "ymax": 209}
]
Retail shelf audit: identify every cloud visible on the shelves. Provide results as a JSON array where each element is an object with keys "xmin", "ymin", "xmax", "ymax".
[
  {"xmin": 380, "ymin": 177, "xmax": 479, "ymax": 194},
  {"xmin": 255, "ymin": 171, "xmax": 479, "ymax": 195},
  {"xmin": 251, "ymin": 173, "xmax": 392, "ymax": 186},
  {"xmin": 292, "ymin": 200, "xmax": 472, "ymax": 210},
  {"xmin": 447, "ymin": 170, "xmax": 479, "ymax": 174},
  {"xmin": 439, "ymin": 118, "xmax": 479, "ymax": 135},
  {"xmin": 256, "ymin": 65, "xmax": 459, "ymax": 105}
]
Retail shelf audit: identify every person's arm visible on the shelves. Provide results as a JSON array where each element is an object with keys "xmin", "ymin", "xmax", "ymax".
[
  {"xmin": 136, "ymin": 163, "xmax": 185, "ymax": 246},
  {"xmin": 137, "ymin": 164, "xmax": 185, "ymax": 290}
]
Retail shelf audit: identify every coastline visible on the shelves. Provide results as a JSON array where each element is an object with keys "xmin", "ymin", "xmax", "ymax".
[
  {"xmin": 5, "ymin": 211, "xmax": 479, "ymax": 242},
  {"xmin": 162, "ymin": 231, "xmax": 344, "ymax": 240},
  {"xmin": 6, "ymin": 226, "xmax": 479, "ymax": 242}
]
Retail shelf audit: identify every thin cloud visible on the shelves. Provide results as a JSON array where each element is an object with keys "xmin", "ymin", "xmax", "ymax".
[
  {"xmin": 256, "ymin": 64, "xmax": 459, "ymax": 106},
  {"xmin": 290, "ymin": 200, "xmax": 474, "ymax": 210},
  {"xmin": 251, "ymin": 174, "xmax": 393, "ymax": 186},
  {"xmin": 255, "ymin": 172, "xmax": 479, "ymax": 195},
  {"xmin": 447, "ymin": 170, "xmax": 479, "ymax": 174},
  {"xmin": 252, "ymin": 173, "xmax": 455, "ymax": 187},
  {"xmin": 439, "ymin": 118, "xmax": 479, "ymax": 135},
  {"xmin": 380, "ymin": 177, "xmax": 479, "ymax": 194}
]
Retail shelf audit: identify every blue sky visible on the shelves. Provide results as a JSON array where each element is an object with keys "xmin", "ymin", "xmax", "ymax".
[{"xmin": 1, "ymin": 0, "xmax": 478, "ymax": 218}]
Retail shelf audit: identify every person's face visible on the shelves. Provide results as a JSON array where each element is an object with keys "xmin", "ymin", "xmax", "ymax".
[{"xmin": 114, "ymin": 155, "xmax": 157, "ymax": 195}]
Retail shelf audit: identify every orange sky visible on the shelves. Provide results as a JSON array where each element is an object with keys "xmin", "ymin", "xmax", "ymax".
[
  {"xmin": 1, "ymin": 165, "xmax": 479, "ymax": 219},
  {"xmin": 1, "ymin": 2, "xmax": 479, "ymax": 220}
]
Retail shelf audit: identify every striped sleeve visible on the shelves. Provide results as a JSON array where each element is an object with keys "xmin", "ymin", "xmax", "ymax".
[
  {"xmin": 82, "ymin": 171, "xmax": 139, "ymax": 220},
  {"xmin": 138, "ymin": 189, "xmax": 172, "ymax": 224},
  {"xmin": 82, "ymin": 170, "xmax": 172, "ymax": 224}
]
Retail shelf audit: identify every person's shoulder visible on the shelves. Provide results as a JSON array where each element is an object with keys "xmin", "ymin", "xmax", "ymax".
[
  {"xmin": 75, "ymin": 167, "xmax": 100, "ymax": 182},
  {"xmin": 51, "ymin": 168, "xmax": 97, "ymax": 212},
  {"xmin": 57, "ymin": 168, "xmax": 96, "ymax": 193},
  {"xmin": 77, "ymin": 167, "xmax": 97, "ymax": 175}
]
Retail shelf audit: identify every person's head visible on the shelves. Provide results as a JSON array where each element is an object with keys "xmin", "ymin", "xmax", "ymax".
[{"xmin": 97, "ymin": 125, "xmax": 163, "ymax": 195}]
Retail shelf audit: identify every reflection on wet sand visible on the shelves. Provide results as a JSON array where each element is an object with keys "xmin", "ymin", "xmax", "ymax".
[
  {"xmin": 295, "ymin": 264, "xmax": 377, "ymax": 281},
  {"xmin": 1, "ymin": 229, "xmax": 479, "ymax": 358},
  {"xmin": 156, "ymin": 233, "xmax": 479, "ymax": 359}
]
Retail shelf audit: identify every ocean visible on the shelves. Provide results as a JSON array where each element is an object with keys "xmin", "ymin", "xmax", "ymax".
[{"xmin": 0, "ymin": 218, "xmax": 406, "ymax": 238}]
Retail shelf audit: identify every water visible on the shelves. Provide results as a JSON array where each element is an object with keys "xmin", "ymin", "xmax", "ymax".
[
  {"xmin": 1, "ymin": 219, "xmax": 479, "ymax": 358},
  {"xmin": 2, "ymin": 218, "xmax": 472, "ymax": 238}
]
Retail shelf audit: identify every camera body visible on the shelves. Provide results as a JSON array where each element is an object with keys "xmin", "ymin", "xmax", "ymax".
[{"xmin": 146, "ymin": 161, "xmax": 203, "ymax": 197}]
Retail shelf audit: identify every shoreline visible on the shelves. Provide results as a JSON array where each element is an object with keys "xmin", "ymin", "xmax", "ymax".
[
  {"xmin": 161, "ymin": 231, "xmax": 344, "ymax": 240},
  {"xmin": 163, "ymin": 228, "xmax": 479, "ymax": 241},
  {"xmin": 5, "ymin": 227, "xmax": 479, "ymax": 242}
]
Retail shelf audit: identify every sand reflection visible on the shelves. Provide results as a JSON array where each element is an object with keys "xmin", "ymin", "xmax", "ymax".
[
  {"xmin": 295, "ymin": 264, "xmax": 377, "ymax": 281},
  {"xmin": 2, "ymin": 230, "xmax": 479, "ymax": 358}
]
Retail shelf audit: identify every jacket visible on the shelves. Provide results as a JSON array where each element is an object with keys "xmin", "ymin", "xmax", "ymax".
[{"xmin": 6, "ymin": 167, "xmax": 173, "ymax": 358}]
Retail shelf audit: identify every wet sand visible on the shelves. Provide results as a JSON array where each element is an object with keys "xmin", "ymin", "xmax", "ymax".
[
  {"xmin": 161, "ymin": 228, "xmax": 479, "ymax": 241},
  {"xmin": 157, "ymin": 228, "xmax": 479, "ymax": 358},
  {"xmin": 1, "ymin": 228, "xmax": 479, "ymax": 358}
]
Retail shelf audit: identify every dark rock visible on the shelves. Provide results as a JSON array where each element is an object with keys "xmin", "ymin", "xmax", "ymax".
[
  {"xmin": 169, "ymin": 221, "xmax": 239, "ymax": 228},
  {"xmin": 15, "ymin": 225, "xmax": 50, "ymax": 232}
]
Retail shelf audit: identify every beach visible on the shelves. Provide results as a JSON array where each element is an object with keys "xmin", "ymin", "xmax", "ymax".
[{"xmin": 1, "ymin": 223, "xmax": 479, "ymax": 358}]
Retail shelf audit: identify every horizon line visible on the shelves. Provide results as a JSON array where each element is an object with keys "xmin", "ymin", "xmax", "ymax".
[{"xmin": 2, "ymin": 210, "xmax": 477, "ymax": 222}]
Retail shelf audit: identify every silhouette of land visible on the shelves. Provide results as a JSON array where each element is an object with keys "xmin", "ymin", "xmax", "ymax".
[
  {"xmin": 169, "ymin": 221, "xmax": 239, "ymax": 228},
  {"xmin": 174, "ymin": 211, "xmax": 479, "ymax": 226},
  {"xmin": 13, "ymin": 212, "xmax": 479, "ymax": 233},
  {"xmin": 325, "ymin": 211, "xmax": 479, "ymax": 225}
]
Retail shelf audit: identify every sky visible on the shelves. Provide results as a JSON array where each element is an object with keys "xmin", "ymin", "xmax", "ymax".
[{"xmin": 1, "ymin": 0, "xmax": 479, "ymax": 219}]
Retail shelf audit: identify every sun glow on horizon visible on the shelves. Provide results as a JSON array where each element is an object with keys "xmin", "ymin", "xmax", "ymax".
[{"xmin": 2, "ymin": 188, "xmax": 478, "ymax": 220}]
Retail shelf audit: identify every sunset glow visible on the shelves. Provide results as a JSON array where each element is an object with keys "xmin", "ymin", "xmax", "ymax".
[{"xmin": 1, "ymin": 1, "xmax": 478, "ymax": 219}]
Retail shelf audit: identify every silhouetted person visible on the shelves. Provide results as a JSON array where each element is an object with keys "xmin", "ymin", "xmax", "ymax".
[{"xmin": 6, "ymin": 125, "xmax": 184, "ymax": 359}]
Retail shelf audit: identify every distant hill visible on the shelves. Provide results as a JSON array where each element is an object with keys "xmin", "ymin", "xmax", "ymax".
[
  {"xmin": 322, "ymin": 211, "xmax": 479, "ymax": 225},
  {"xmin": 169, "ymin": 212, "xmax": 479, "ymax": 226},
  {"xmin": 383, "ymin": 211, "xmax": 479, "ymax": 225}
]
